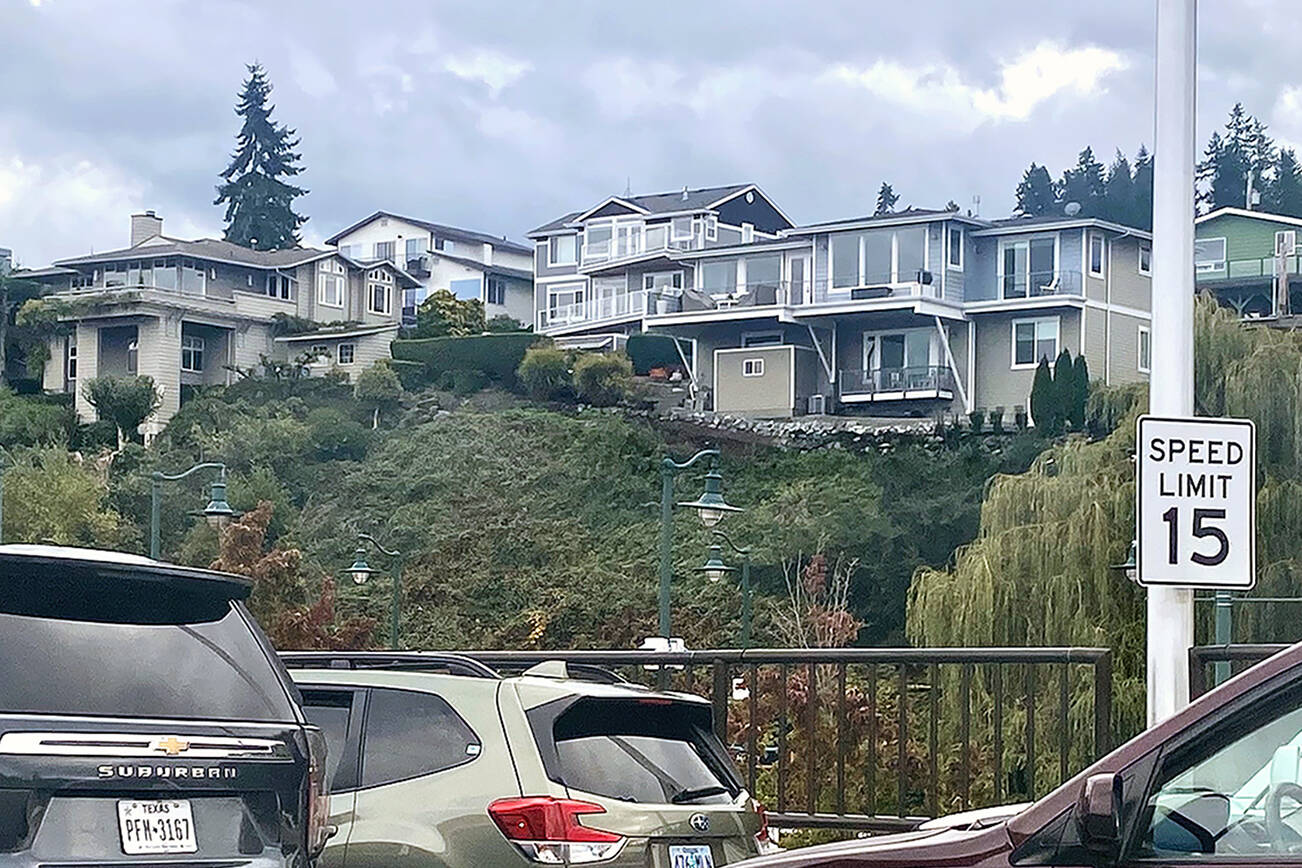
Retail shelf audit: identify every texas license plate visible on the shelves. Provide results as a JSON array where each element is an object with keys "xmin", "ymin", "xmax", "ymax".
[
  {"xmin": 670, "ymin": 844, "xmax": 715, "ymax": 868},
  {"xmin": 117, "ymin": 799, "xmax": 197, "ymax": 855}
]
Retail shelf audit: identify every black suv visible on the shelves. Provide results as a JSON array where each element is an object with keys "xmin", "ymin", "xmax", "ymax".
[{"xmin": 0, "ymin": 544, "xmax": 330, "ymax": 866}]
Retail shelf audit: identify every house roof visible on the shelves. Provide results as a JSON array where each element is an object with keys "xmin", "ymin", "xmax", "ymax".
[
  {"xmin": 1195, "ymin": 206, "xmax": 1302, "ymax": 229},
  {"xmin": 786, "ymin": 208, "xmax": 985, "ymax": 235},
  {"xmin": 275, "ymin": 323, "xmax": 401, "ymax": 342},
  {"xmin": 433, "ymin": 250, "xmax": 533, "ymax": 282},
  {"xmin": 972, "ymin": 215, "xmax": 1151, "ymax": 238},
  {"xmin": 14, "ymin": 265, "xmax": 78, "ymax": 279},
  {"xmin": 324, "ymin": 211, "xmax": 531, "ymax": 254},
  {"xmin": 528, "ymin": 183, "xmax": 763, "ymax": 237},
  {"xmin": 338, "ymin": 256, "xmax": 423, "ymax": 288},
  {"xmin": 54, "ymin": 236, "xmax": 333, "ymax": 270}
]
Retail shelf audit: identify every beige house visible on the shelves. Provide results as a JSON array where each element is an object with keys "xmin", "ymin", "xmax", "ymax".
[{"xmin": 26, "ymin": 212, "xmax": 418, "ymax": 436}]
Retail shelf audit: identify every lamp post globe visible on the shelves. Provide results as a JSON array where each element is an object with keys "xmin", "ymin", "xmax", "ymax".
[
  {"xmin": 677, "ymin": 467, "xmax": 742, "ymax": 529},
  {"xmin": 347, "ymin": 548, "xmax": 375, "ymax": 585},
  {"xmin": 202, "ymin": 477, "xmax": 237, "ymax": 530},
  {"xmin": 697, "ymin": 543, "xmax": 736, "ymax": 583}
]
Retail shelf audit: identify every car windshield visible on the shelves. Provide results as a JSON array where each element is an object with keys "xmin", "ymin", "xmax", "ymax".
[{"xmin": 546, "ymin": 698, "xmax": 740, "ymax": 805}]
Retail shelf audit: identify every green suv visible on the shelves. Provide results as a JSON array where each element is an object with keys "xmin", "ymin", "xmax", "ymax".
[{"xmin": 282, "ymin": 652, "xmax": 766, "ymax": 868}]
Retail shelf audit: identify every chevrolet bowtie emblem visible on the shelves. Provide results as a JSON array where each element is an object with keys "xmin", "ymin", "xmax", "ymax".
[{"xmin": 152, "ymin": 736, "xmax": 191, "ymax": 756}]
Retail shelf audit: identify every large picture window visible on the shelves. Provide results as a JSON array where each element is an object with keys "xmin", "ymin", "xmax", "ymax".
[
  {"xmin": 1195, "ymin": 237, "xmax": 1226, "ymax": 273},
  {"xmin": 181, "ymin": 335, "xmax": 205, "ymax": 373},
  {"xmin": 1001, "ymin": 237, "xmax": 1058, "ymax": 298},
  {"xmin": 549, "ymin": 234, "xmax": 577, "ymax": 266},
  {"xmin": 1012, "ymin": 317, "xmax": 1059, "ymax": 368},
  {"xmin": 367, "ymin": 268, "xmax": 393, "ymax": 315},
  {"xmin": 318, "ymin": 260, "xmax": 346, "ymax": 308}
]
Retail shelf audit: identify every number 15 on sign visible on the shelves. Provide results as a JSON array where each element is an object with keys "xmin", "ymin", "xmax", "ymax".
[{"xmin": 1136, "ymin": 415, "xmax": 1256, "ymax": 589}]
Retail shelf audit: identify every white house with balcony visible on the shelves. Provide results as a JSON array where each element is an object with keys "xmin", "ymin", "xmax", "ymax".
[
  {"xmin": 23, "ymin": 211, "xmax": 418, "ymax": 436},
  {"xmin": 326, "ymin": 211, "xmax": 533, "ymax": 328},
  {"xmin": 527, "ymin": 183, "xmax": 794, "ymax": 348}
]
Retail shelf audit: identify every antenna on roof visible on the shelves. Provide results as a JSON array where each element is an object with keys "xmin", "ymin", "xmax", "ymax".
[
  {"xmin": 971, "ymin": 195, "xmax": 981, "ymax": 217},
  {"xmin": 624, "ymin": 176, "xmax": 632, "ymax": 197}
]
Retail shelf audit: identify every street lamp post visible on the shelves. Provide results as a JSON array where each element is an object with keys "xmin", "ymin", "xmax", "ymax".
[
  {"xmin": 697, "ymin": 530, "xmax": 752, "ymax": 649},
  {"xmin": 658, "ymin": 448, "xmax": 742, "ymax": 640},
  {"xmin": 149, "ymin": 463, "xmax": 237, "ymax": 559},
  {"xmin": 347, "ymin": 533, "xmax": 404, "ymax": 650}
]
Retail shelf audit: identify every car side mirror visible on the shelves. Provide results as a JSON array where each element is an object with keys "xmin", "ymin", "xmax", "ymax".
[{"xmin": 1077, "ymin": 773, "xmax": 1124, "ymax": 860}]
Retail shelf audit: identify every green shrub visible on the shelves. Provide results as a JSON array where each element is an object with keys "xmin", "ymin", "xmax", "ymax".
[
  {"xmin": 0, "ymin": 389, "xmax": 76, "ymax": 448},
  {"xmin": 626, "ymin": 333, "xmax": 681, "ymax": 375},
  {"xmin": 392, "ymin": 333, "xmax": 542, "ymax": 389},
  {"xmin": 354, "ymin": 361, "xmax": 403, "ymax": 426},
  {"xmin": 572, "ymin": 352, "xmax": 633, "ymax": 406},
  {"xmin": 81, "ymin": 375, "xmax": 162, "ymax": 446},
  {"xmin": 517, "ymin": 345, "xmax": 573, "ymax": 401},
  {"xmin": 1029, "ymin": 358, "xmax": 1056, "ymax": 432},
  {"xmin": 387, "ymin": 359, "xmax": 427, "ymax": 391},
  {"xmin": 305, "ymin": 407, "xmax": 370, "ymax": 461},
  {"xmin": 450, "ymin": 369, "xmax": 490, "ymax": 396}
]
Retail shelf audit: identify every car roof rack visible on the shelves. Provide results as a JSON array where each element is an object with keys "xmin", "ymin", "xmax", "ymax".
[
  {"xmin": 278, "ymin": 651, "xmax": 500, "ymax": 680},
  {"xmin": 506, "ymin": 660, "xmax": 630, "ymax": 685}
]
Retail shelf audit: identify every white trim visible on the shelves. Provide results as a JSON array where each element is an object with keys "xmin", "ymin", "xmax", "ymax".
[
  {"xmin": 1010, "ymin": 316, "xmax": 1060, "ymax": 370},
  {"xmin": 970, "ymin": 218, "xmax": 1151, "ymax": 239},
  {"xmin": 276, "ymin": 324, "xmax": 399, "ymax": 343},
  {"xmin": 1138, "ymin": 325, "xmax": 1151, "ymax": 373},
  {"xmin": 787, "ymin": 212, "xmax": 986, "ymax": 236},
  {"xmin": 1195, "ymin": 206, "xmax": 1302, "ymax": 230},
  {"xmin": 573, "ymin": 196, "xmax": 650, "ymax": 223},
  {"xmin": 947, "ymin": 225, "xmax": 964, "ymax": 271},
  {"xmin": 742, "ymin": 357, "xmax": 765, "ymax": 377},
  {"xmin": 706, "ymin": 184, "xmax": 797, "ymax": 232},
  {"xmin": 1087, "ymin": 232, "xmax": 1106, "ymax": 278},
  {"xmin": 337, "ymin": 342, "xmax": 356, "ymax": 365}
]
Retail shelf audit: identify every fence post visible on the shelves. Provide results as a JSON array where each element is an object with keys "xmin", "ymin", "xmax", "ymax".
[
  {"xmin": 1094, "ymin": 652, "xmax": 1113, "ymax": 758},
  {"xmin": 712, "ymin": 659, "xmax": 730, "ymax": 744}
]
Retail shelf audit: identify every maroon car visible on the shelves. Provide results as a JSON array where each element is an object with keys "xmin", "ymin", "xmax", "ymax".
[{"xmin": 738, "ymin": 641, "xmax": 1302, "ymax": 866}]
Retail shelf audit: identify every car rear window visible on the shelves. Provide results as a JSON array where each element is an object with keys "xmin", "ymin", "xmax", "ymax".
[
  {"xmin": 541, "ymin": 698, "xmax": 741, "ymax": 805},
  {"xmin": 0, "ymin": 603, "xmax": 297, "ymax": 721}
]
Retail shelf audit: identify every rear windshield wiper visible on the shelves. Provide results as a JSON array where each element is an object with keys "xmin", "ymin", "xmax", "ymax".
[{"xmin": 671, "ymin": 785, "xmax": 731, "ymax": 804}]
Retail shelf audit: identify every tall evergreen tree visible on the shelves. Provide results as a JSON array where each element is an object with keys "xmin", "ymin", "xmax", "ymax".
[
  {"xmin": 1029, "ymin": 357, "xmax": 1057, "ymax": 432},
  {"xmin": 1266, "ymin": 148, "xmax": 1302, "ymax": 219},
  {"xmin": 215, "ymin": 63, "xmax": 308, "ymax": 251},
  {"xmin": 1245, "ymin": 117, "xmax": 1277, "ymax": 200},
  {"xmin": 874, "ymin": 182, "xmax": 899, "ymax": 216},
  {"xmin": 1132, "ymin": 145, "xmax": 1154, "ymax": 230},
  {"xmin": 1015, "ymin": 163, "xmax": 1057, "ymax": 216},
  {"xmin": 1058, "ymin": 147, "xmax": 1107, "ymax": 216},
  {"xmin": 1103, "ymin": 150, "xmax": 1135, "ymax": 225}
]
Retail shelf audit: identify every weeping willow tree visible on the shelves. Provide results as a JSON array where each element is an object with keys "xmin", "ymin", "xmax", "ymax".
[{"xmin": 909, "ymin": 295, "xmax": 1302, "ymax": 753}]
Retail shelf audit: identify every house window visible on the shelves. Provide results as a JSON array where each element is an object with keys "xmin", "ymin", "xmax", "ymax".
[
  {"xmin": 1139, "ymin": 241, "xmax": 1152, "ymax": 276},
  {"xmin": 1276, "ymin": 230, "xmax": 1298, "ymax": 256},
  {"xmin": 546, "ymin": 283, "xmax": 585, "ymax": 323},
  {"xmin": 405, "ymin": 237, "xmax": 426, "ymax": 260},
  {"xmin": 1001, "ymin": 237, "xmax": 1058, "ymax": 298},
  {"xmin": 700, "ymin": 260, "xmax": 738, "ymax": 296},
  {"xmin": 104, "ymin": 263, "xmax": 126, "ymax": 287},
  {"xmin": 375, "ymin": 241, "xmax": 396, "ymax": 261},
  {"xmin": 644, "ymin": 223, "xmax": 668, "ymax": 251},
  {"xmin": 831, "ymin": 234, "xmax": 860, "ymax": 288},
  {"xmin": 1195, "ymin": 237, "xmax": 1226, "ymax": 273},
  {"xmin": 486, "ymin": 277, "xmax": 507, "ymax": 306},
  {"xmin": 742, "ymin": 331, "xmax": 782, "ymax": 347},
  {"xmin": 180, "ymin": 335, "xmax": 204, "ymax": 373},
  {"xmin": 863, "ymin": 330, "xmax": 931, "ymax": 375},
  {"xmin": 367, "ymin": 268, "xmax": 393, "ymax": 314},
  {"xmin": 549, "ymin": 234, "xmax": 577, "ymax": 266},
  {"xmin": 1012, "ymin": 318, "xmax": 1060, "ymax": 369},
  {"xmin": 948, "ymin": 226, "xmax": 964, "ymax": 270},
  {"xmin": 643, "ymin": 272, "xmax": 683, "ymax": 292},
  {"xmin": 127, "ymin": 338, "xmax": 138, "ymax": 375},
  {"xmin": 65, "ymin": 338, "xmax": 77, "ymax": 380},
  {"xmin": 317, "ymin": 260, "xmax": 346, "ymax": 308},
  {"xmin": 706, "ymin": 216, "xmax": 718, "ymax": 242},
  {"xmin": 338, "ymin": 343, "xmax": 355, "ymax": 365},
  {"xmin": 1138, "ymin": 326, "xmax": 1151, "ymax": 373},
  {"xmin": 671, "ymin": 217, "xmax": 693, "ymax": 244},
  {"xmin": 70, "ymin": 272, "xmax": 93, "ymax": 289},
  {"xmin": 1088, "ymin": 233, "xmax": 1105, "ymax": 277},
  {"xmin": 153, "ymin": 259, "xmax": 177, "ymax": 290},
  {"xmin": 433, "ymin": 236, "xmax": 454, "ymax": 253},
  {"xmin": 584, "ymin": 223, "xmax": 612, "ymax": 262},
  {"xmin": 742, "ymin": 358, "xmax": 765, "ymax": 377},
  {"xmin": 179, "ymin": 258, "xmax": 206, "ymax": 294}
]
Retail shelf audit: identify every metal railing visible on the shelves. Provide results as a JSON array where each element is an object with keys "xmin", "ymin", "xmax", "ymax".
[
  {"xmin": 1196, "ymin": 256, "xmax": 1301, "ymax": 279},
  {"xmin": 581, "ymin": 235, "xmax": 694, "ymax": 266},
  {"xmin": 839, "ymin": 366, "xmax": 955, "ymax": 397},
  {"xmin": 58, "ymin": 280, "xmax": 208, "ymax": 299},
  {"xmin": 1188, "ymin": 643, "xmax": 1287, "ymax": 698},
  {"xmin": 538, "ymin": 289, "xmax": 650, "ymax": 330},
  {"xmin": 997, "ymin": 269, "xmax": 1083, "ymax": 300},
  {"xmin": 460, "ymin": 647, "xmax": 1113, "ymax": 831},
  {"xmin": 810, "ymin": 273, "xmax": 941, "ymax": 304}
]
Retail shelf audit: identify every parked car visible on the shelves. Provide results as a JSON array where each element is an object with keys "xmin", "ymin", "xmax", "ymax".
[
  {"xmin": 732, "ymin": 639, "xmax": 1302, "ymax": 866},
  {"xmin": 283, "ymin": 651, "xmax": 768, "ymax": 867},
  {"xmin": 0, "ymin": 544, "xmax": 330, "ymax": 866}
]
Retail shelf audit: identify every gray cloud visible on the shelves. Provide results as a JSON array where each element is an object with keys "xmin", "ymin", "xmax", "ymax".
[{"xmin": 1, "ymin": 0, "xmax": 1299, "ymax": 266}]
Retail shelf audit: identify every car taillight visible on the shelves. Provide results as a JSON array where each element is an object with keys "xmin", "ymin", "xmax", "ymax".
[
  {"xmin": 488, "ymin": 796, "xmax": 625, "ymax": 864},
  {"xmin": 305, "ymin": 728, "xmax": 331, "ymax": 856}
]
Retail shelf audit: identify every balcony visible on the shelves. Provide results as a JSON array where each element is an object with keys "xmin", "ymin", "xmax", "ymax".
[
  {"xmin": 405, "ymin": 254, "xmax": 432, "ymax": 277},
  {"xmin": 58, "ymin": 278, "xmax": 208, "ymax": 300},
  {"xmin": 538, "ymin": 289, "xmax": 650, "ymax": 331},
  {"xmin": 997, "ymin": 269, "xmax": 1082, "ymax": 300},
  {"xmin": 810, "ymin": 271, "xmax": 941, "ymax": 305},
  {"xmin": 838, "ymin": 365, "xmax": 954, "ymax": 403},
  {"xmin": 580, "ymin": 233, "xmax": 694, "ymax": 267},
  {"xmin": 1196, "ymin": 256, "xmax": 1301, "ymax": 280}
]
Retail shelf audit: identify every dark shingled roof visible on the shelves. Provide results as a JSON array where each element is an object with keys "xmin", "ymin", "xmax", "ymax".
[
  {"xmin": 528, "ymin": 184, "xmax": 756, "ymax": 236},
  {"xmin": 54, "ymin": 237, "xmax": 330, "ymax": 269},
  {"xmin": 324, "ymin": 211, "xmax": 530, "ymax": 254}
]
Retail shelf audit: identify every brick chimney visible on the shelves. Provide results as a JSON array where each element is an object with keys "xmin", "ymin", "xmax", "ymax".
[{"xmin": 130, "ymin": 211, "xmax": 163, "ymax": 246}]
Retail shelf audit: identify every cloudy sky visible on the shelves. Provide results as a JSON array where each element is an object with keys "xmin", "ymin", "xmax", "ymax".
[{"xmin": 2, "ymin": 0, "xmax": 1299, "ymax": 266}]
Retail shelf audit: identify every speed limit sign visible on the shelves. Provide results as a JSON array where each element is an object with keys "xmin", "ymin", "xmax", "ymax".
[{"xmin": 1136, "ymin": 415, "xmax": 1256, "ymax": 588}]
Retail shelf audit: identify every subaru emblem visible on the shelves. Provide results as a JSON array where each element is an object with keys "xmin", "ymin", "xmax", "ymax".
[{"xmin": 689, "ymin": 813, "xmax": 710, "ymax": 833}]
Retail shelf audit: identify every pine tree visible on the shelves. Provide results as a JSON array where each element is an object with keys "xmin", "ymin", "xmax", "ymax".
[
  {"xmin": 1015, "ymin": 163, "xmax": 1057, "ymax": 216},
  {"xmin": 1245, "ymin": 117, "xmax": 1276, "ymax": 201},
  {"xmin": 1103, "ymin": 150, "xmax": 1135, "ymax": 225},
  {"xmin": 1029, "ymin": 357, "xmax": 1057, "ymax": 432},
  {"xmin": 1132, "ymin": 146, "xmax": 1154, "ymax": 230},
  {"xmin": 1069, "ymin": 354, "xmax": 1090, "ymax": 430},
  {"xmin": 874, "ymin": 182, "xmax": 899, "ymax": 216},
  {"xmin": 1051, "ymin": 348, "xmax": 1074, "ymax": 433},
  {"xmin": 215, "ymin": 63, "xmax": 308, "ymax": 251},
  {"xmin": 1058, "ymin": 147, "xmax": 1107, "ymax": 216},
  {"xmin": 1266, "ymin": 149, "xmax": 1302, "ymax": 218}
]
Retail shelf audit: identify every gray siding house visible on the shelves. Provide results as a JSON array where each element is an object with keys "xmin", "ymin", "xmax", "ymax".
[{"xmin": 26, "ymin": 212, "xmax": 418, "ymax": 436}]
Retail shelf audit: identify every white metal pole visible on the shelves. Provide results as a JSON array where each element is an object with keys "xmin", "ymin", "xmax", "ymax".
[{"xmin": 1148, "ymin": 0, "xmax": 1198, "ymax": 726}]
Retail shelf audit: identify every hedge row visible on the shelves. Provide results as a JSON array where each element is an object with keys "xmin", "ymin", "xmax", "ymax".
[{"xmin": 391, "ymin": 333, "xmax": 545, "ymax": 388}]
